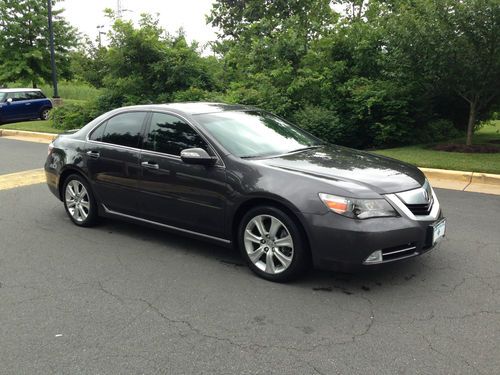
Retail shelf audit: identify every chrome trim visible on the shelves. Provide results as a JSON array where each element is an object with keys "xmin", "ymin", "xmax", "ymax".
[
  {"xmin": 396, "ymin": 180, "xmax": 432, "ymax": 205},
  {"xmin": 385, "ymin": 187, "xmax": 440, "ymax": 221},
  {"xmin": 102, "ymin": 204, "xmax": 231, "ymax": 244},
  {"xmin": 383, "ymin": 246, "xmax": 417, "ymax": 257}
]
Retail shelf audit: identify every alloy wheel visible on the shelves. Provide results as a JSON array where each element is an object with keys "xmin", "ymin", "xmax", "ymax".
[
  {"xmin": 41, "ymin": 109, "xmax": 50, "ymax": 120},
  {"xmin": 244, "ymin": 214, "xmax": 294, "ymax": 275},
  {"xmin": 65, "ymin": 180, "xmax": 90, "ymax": 223}
]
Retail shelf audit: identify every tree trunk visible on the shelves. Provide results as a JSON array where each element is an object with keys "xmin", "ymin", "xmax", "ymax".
[{"xmin": 466, "ymin": 100, "xmax": 477, "ymax": 146}]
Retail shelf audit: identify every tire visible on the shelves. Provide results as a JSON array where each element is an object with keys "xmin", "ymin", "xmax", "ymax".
[
  {"xmin": 238, "ymin": 205, "xmax": 310, "ymax": 282},
  {"xmin": 62, "ymin": 174, "xmax": 98, "ymax": 227},
  {"xmin": 40, "ymin": 107, "xmax": 50, "ymax": 120}
]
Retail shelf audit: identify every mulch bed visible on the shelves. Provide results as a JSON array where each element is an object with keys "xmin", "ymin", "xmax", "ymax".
[{"xmin": 432, "ymin": 143, "xmax": 500, "ymax": 153}]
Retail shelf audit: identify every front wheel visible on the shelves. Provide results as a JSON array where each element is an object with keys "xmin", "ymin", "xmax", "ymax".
[
  {"xmin": 238, "ymin": 206, "xmax": 310, "ymax": 282},
  {"xmin": 63, "ymin": 174, "xmax": 98, "ymax": 227}
]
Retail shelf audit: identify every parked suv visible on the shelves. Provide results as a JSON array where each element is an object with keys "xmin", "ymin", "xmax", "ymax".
[{"xmin": 0, "ymin": 88, "xmax": 52, "ymax": 124}]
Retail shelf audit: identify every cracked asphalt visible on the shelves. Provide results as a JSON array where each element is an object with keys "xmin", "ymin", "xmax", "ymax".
[{"xmin": 0, "ymin": 137, "xmax": 499, "ymax": 374}]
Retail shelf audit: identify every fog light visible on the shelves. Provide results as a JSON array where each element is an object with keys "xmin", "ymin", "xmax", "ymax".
[{"xmin": 364, "ymin": 250, "xmax": 383, "ymax": 264}]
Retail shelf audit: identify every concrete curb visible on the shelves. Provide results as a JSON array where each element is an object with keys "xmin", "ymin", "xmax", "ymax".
[
  {"xmin": 420, "ymin": 167, "xmax": 500, "ymax": 195},
  {"xmin": 0, "ymin": 129, "xmax": 57, "ymax": 143}
]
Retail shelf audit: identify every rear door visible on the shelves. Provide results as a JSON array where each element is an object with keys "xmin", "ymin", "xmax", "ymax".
[
  {"xmin": 85, "ymin": 111, "xmax": 148, "ymax": 216},
  {"xmin": 138, "ymin": 112, "xmax": 227, "ymax": 238}
]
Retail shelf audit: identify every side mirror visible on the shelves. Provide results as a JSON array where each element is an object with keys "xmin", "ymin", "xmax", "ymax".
[
  {"xmin": 6, "ymin": 98, "xmax": 12, "ymax": 104},
  {"xmin": 180, "ymin": 148, "xmax": 217, "ymax": 166}
]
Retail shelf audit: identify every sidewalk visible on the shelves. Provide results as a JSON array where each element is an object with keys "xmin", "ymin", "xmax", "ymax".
[{"xmin": 1, "ymin": 129, "xmax": 499, "ymax": 195}]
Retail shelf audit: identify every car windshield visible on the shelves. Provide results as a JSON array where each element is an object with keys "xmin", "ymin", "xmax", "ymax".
[{"xmin": 194, "ymin": 111, "xmax": 323, "ymax": 158}]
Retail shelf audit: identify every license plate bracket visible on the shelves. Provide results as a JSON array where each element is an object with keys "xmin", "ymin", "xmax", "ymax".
[{"xmin": 432, "ymin": 218, "xmax": 446, "ymax": 245}]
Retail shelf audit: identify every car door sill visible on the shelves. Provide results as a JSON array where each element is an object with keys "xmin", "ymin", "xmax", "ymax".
[{"xmin": 102, "ymin": 204, "xmax": 231, "ymax": 244}]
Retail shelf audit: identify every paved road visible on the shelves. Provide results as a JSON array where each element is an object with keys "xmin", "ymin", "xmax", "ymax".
[
  {"xmin": 0, "ymin": 138, "xmax": 48, "ymax": 174},
  {"xmin": 0, "ymin": 137, "xmax": 499, "ymax": 374}
]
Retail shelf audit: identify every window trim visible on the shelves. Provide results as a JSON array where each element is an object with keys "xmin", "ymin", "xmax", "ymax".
[
  {"xmin": 86, "ymin": 109, "xmax": 225, "ymax": 167},
  {"xmin": 87, "ymin": 110, "xmax": 149, "ymax": 148},
  {"xmin": 143, "ymin": 111, "xmax": 221, "ymax": 163}
]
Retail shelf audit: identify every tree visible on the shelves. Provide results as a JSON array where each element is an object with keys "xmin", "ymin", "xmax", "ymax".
[
  {"xmin": 0, "ymin": 0, "xmax": 77, "ymax": 88},
  {"xmin": 384, "ymin": 0, "xmax": 500, "ymax": 145}
]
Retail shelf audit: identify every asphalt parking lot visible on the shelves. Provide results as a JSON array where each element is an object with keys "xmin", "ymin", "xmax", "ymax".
[{"xmin": 0, "ymin": 137, "xmax": 499, "ymax": 374}]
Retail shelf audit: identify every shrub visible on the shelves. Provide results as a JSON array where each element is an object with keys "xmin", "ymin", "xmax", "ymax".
[
  {"xmin": 417, "ymin": 119, "xmax": 461, "ymax": 144},
  {"xmin": 292, "ymin": 106, "xmax": 344, "ymax": 144},
  {"xmin": 51, "ymin": 102, "xmax": 99, "ymax": 130}
]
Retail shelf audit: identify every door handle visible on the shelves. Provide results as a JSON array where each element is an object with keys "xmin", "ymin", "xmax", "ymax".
[
  {"xmin": 25, "ymin": 103, "xmax": 31, "ymax": 106},
  {"xmin": 86, "ymin": 150, "xmax": 100, "ymax": 159},
  {"xmin": 141, "ymin": 161, "xmax": 159, "ymax": 170}
]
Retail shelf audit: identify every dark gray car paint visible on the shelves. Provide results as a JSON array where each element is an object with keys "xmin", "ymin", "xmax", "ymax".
[{"xmin": 45, "ymin": 103, "xmax": 440, "ymax": 269}]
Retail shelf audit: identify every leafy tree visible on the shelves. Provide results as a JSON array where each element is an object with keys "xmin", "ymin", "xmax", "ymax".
[
  {"xmin": 0, "ymin": 0, "xmax": 77, "ymax": 88},
  {"xmin": 384, "ymin": 0, "xmax": 500, "ymax": 145}
]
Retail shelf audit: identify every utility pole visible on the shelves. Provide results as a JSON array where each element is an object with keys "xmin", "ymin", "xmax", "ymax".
[
  {"xmin": 116, "ymin": 0, "xmax": 123, "ymax": 19},
  {"xmin": 97, "ymin": 25, "xmax": 105, "ymax": 48},
  {"xmin": 47, "ymin": 0, "xmax": 59, "ymax": 98}
]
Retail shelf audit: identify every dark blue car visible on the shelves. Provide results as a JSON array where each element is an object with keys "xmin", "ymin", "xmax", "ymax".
[{"xmin": 0, "ymin": 88, "xmax": 52, "ymax": 124}]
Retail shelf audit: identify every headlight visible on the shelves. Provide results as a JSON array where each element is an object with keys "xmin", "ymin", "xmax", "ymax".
[{"xmin": 318, "ymin": 193, "xmax": 397, "ymax": 219}]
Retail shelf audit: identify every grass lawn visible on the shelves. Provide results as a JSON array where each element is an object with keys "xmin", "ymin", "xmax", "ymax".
[
  {"xmin": 1, "ymin": 120, "xmax": 62, "ymax": 134},
  {"xmin": 374, "ymin": 121, "xmax": 500, "ymax": 174}
]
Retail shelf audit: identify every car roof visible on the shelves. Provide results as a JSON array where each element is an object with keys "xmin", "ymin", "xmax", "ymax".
[
  {"xmin": 0, "ymin": 88, "xmax": 42, "ymax": 93},
  {"xmin": 119, "ymin": 102, "xmax": 256, "ymax": 116}
]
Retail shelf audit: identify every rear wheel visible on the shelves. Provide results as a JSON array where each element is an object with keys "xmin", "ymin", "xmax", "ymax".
[
  {"xmin": 63, "ymin": 174, "xmax": 98, "ymax": 227},
  {"xmin": 40, "ymin": 107, "xmax": 50, "ymax": 120},
  {"xmin": 238, "ymin": 206, "xmax": 309, "ymax": 282}
]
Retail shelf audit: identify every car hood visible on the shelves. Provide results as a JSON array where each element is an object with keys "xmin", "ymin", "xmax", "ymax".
[{"xmin": 254, "ymin": 145, "xmax": 425, "ymax": 195}]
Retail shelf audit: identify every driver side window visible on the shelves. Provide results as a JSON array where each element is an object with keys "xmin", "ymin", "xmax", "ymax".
[{"xmin": 144, "ymin": 113, "xmax": 208, "ymax": 156}]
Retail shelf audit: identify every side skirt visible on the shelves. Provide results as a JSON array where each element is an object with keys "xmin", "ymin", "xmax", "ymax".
[{"xmin": 101, "ymin": 204, "xmax": 232, "ymax": 246}]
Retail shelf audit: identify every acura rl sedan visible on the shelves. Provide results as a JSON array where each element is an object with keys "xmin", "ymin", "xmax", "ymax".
[{"xmin": 45, "ymin": 103, "xmax": 446, "ymax": 281}]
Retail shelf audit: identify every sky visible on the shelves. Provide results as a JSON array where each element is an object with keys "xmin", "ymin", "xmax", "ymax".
[{"xmin": 61, "ymin": 0, "xmax": 218, "ymax": 47}]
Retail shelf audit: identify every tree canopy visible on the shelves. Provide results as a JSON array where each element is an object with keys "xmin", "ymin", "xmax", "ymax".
[{"xmin": 0, "ymin": 0, "xmax": 77, "ymax": 87}]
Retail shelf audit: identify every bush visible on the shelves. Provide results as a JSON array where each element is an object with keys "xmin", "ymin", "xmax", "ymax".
[
  {"xmin": 51, "ymin": 102, "xmax": 99, "ymax": 130},
  {"xmin": 292, "ymin": 106, "xmax": 344, "ymax": 144},
  {"xmin": 417, "ymin": 119, "xmax": 461, "ymax": 144}
]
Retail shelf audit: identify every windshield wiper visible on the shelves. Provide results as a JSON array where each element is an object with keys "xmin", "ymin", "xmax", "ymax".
[{"xmin": 286, "ymin": 145, "xmax": 323, "ymax": 154}]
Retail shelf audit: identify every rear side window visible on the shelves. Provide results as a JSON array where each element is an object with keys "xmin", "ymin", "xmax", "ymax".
[
  {"xmin": 91, "ymin": 112, "xmax": 147, "ymax": 148},
  {"xmin": 25, "ymin": 91, "xmax": 46, "ymax": 99},
  {"xmin": 143, "ymin": 112, "xmax": 208, "ymax": 156}
]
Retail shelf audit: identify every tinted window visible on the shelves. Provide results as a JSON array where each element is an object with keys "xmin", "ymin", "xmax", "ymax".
[
  {"xmin": 194, "ymin": 111, "xmax": 322, "ymax": 158},
  {"xmin": 89, "ymin": 122, "xmax": 105, "ymax": 141},
  {"xmin": 0, "ymin": 92, "xmax": 6, "ymax": 102},
  {"xmin": 144, "ymin": 113, "xmax": 208, "ymax": 156},
  {"xmin": 100, "ymin": 112, "xmax": 146, "ymax": 148}
]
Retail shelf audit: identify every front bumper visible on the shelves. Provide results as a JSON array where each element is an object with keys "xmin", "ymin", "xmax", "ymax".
[{"xmin": 305, "ymin": 189, "xmax": 444, "ymax": 270}]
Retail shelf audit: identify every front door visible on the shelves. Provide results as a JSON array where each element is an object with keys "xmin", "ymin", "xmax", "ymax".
[
  {"xmin": 85, "ymin": 111, "xmax": 148, "ymax": 216},
  {"xmin": 3, "ymin": 91, "xmax": 35, "ymax": 121},
  {"xmin": 138, "ymin": 112, "xmax": 227, "ymax": 238}
]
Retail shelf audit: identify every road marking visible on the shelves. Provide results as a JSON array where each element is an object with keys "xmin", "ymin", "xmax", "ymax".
[{"xmin": 0, "ymin": 168, "xmax": 46, "ymax": 191}]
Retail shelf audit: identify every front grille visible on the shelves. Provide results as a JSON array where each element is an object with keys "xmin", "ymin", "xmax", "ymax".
[
  {"xmin": 382, "ymin": 243, "xmax": 418, "ymax": 261},
  {"xmin": 405, "ymin": 199, "xmax": 433, "ymax": 216}
]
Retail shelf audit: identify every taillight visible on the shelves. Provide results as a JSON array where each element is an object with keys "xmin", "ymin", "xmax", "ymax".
[{"xmin": 48, "ymin": 142, "xmax": 54, "ymax": 155}]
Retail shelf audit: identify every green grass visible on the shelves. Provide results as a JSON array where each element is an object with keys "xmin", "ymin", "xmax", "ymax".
[
  {"xmin": 38, "ymin": 82, "xmax": 101, "ymax": 102},
  {"xmin": 374, "ymin": 121, "xmax": 500, "ymax": 174},
  {"xmin": 2, "ymin": 120, "xmax": 62, "ymax": 134}
]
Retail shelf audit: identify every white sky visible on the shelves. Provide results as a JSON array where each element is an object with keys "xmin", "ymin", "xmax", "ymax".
[{"xmin": 61, "ymin": 0, "xmax": 218, "ymax": 47}]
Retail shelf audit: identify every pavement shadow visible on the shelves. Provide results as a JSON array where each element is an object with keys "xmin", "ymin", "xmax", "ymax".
[{"xmin": 84, "ymin": 214, "xmax": 437, "ymax": 294}]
